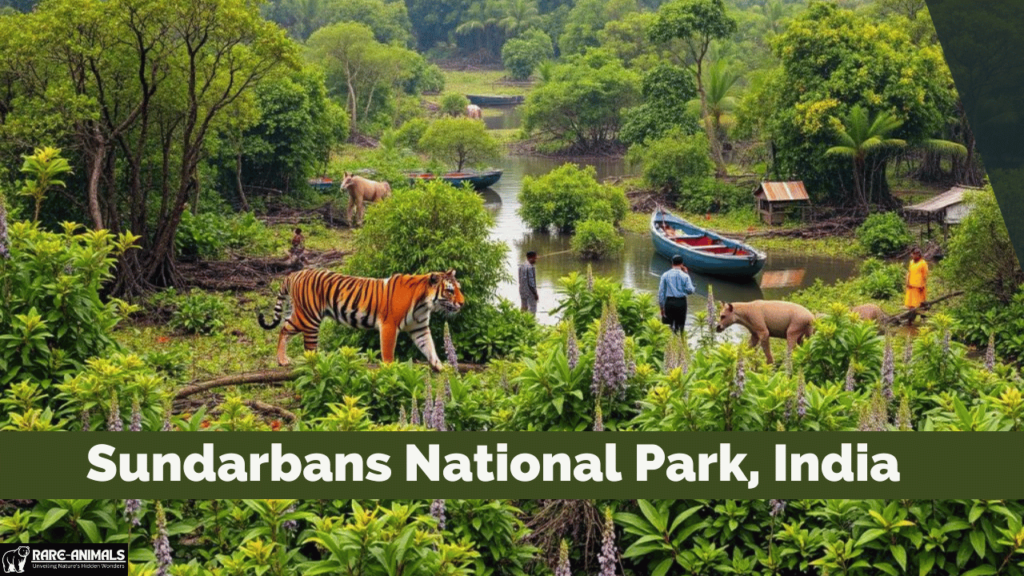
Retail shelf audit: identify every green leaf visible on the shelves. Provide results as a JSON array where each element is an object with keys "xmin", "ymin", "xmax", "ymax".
[
  {"xmin": 874, "ymin": 562, "xmax": 898, "ymax": 576},
  {"xmin": 855, "ymin": 528, "xmax": 886, "ymax": 548},
  {"xmin": 961, "ymin": 567, "xmax": 998, "ymax": 576},
  {"xmin": 652, "ymin": 558, "xmax": 674, "ymax": 576},
  {"xmin": 39, "ymin": 508, "xmax": 68, "ymax": 531},
  {"xmin": 970, "ymin": 529, "xmax": 986, "ymax": 559},
  {"xmin": 551, "ymin": 396, "xmax": 564, "ymax": 415},
  {"xmin": 890, "ymin": 544, "xmax": 907, "ymax": 572},
  {"xmin": 77, "ymin": 519, "xmax": 101, "ymax": 543},
  {"xmin": 638, "ymin": 500, "xmax": 668, "ymax": 533},
  {"xmin": 918, "ymin": 550, "xmax": 935, "ymax": 576}
]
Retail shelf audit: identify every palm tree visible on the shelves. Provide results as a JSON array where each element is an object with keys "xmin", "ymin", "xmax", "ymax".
[
  {"xmin": 456, "ymin": 1, "xmax": 503, "ymax": 55},
  {"xmin": 498, "ymin": 0, "xmax": 542, "ymax": 37},
  {"xmin": 688, "ymin": 60, "xmax": 741, "ymax": 140},
  {"xmin": 826, "ymin": 105, "xmax": 906, "ymax": 211}
]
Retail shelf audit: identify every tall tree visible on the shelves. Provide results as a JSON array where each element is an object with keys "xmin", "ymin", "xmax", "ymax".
[
  {"xmin": 825, "ymin": 105, "xmax": 906, "ymax": 211},
  {"xmin": 650, "ymin": 0, "xmax": 737, "ymax": 176}
]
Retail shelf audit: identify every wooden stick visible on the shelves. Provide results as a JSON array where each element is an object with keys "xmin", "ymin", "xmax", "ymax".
[
  {"xmin": 883, "ymin": 291, "xmax": 965, "ymax": 325},
  {"xmin": 175, "ymin": 362, "xmax": 487, "ymax": 399}
]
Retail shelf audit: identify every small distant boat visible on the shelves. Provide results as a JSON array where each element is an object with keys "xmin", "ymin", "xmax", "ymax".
[
  {"xmin": 651, "ymin": 208, "xmax": 767, "ymax": 279},
  {"xmin": 406, "ymin": 169, "xmax": 503, "ymax": 190},
  {"xmin": 466, "ymin": 94, "xmax": 524, "ymax": 106},
  {"xmin": 307, "ymin": 177, "xmax": 335, "ymax": 191}
]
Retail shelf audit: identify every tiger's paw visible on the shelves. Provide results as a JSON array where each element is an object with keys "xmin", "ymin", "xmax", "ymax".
[{"xmin": 278, "ymin": 358, "xmax": 292, "ymax": 367}]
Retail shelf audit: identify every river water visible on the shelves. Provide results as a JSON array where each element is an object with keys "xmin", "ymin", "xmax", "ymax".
[{"xmin": 478, "ymin": 106, "xmax": 860, "ymax": 333}]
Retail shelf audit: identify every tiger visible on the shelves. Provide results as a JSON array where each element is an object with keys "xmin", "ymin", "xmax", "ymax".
[{"xmin": 258, "ymin": 268, "xmax": 464, "ymax": 371}]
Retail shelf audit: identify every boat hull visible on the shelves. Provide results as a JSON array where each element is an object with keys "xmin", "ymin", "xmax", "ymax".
[
  {"xmin": 466, "ymin": 94, "xmax": 525, "ymax": 106},
  {"xmin": 651, "ymin": 209, "xmax": 767, "ymax": 279},
  {"xmin": 406, "ymin": 170, "xmax": 503, "ymax": 190}
]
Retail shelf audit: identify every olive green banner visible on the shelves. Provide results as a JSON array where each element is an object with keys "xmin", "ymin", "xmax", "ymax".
[
  {"xmin": 0, "ymin": 432, "xmax": 1020, "ymax": 499},
  {"xmin": 927, "ymin": 0, "xmax": 1024, "ymax": 265}
]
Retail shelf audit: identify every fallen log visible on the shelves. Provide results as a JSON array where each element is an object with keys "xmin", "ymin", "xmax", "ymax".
[
  {"xmin": 245, "ymin": 400, "xmax": 297, "ymax": 422},
  {"xmin": 883, "ymin": 291, "xmax": 965, "ymax": 326},
  {"xmin": 175, "ymin": 362, "xmax": 488, "ymax": 399},
  {"xmin": 175, "ymin": 369, "xmax": 298, "ymax": 399}
]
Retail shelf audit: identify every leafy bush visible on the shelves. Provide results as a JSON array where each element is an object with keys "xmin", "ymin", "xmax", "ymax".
[
  {"xmin": 518, "ymin": 163, "xmax": 628, "ymax": 232},
  {"xmin": 856, "ymin": 257, "xmax": 905, "ymax": 299},
  {"xmin": 169, "ymin": 290, "xmax": 228, "ymax": 335},
  {"xmin": 620, "ymin": 64, "xmax": 700, "ymax": 147},
  {"xmin": 552, "ymin": 272, "xmax": 657, "ymax": 338},
  {"xmin": 571, "ymin": 218, "xmax": 624, "ymax": 260},
  {"xmin": 953, "ymin": 288, "xmax": 1024, "ymax": 365},
  {"xmin": 393, "ymin": 117, "xmax": 430, "ymax": 151},
  {"xmin": 501, "ymin": 28, "xmax": 554, "ymax": 81},
  {"xmin": 439, "ymin": 92, "xmax": 470, "ymax": 117},
  {"xmin": 855, "ymin": 211, "xmax": 913, "ymax": 257},
  {"xmin": 627, "ymin": 130, "xmax": 715, "ymax": 200},
  {"xmin": 0, "ymin": 220, "xmax": 136, "ymax": 388},
  {"xmin": 795, "ymin": 303, "xmax": 885, "ymax": 385},
  {"xmin": 175, "ymin": 210, "xmax": 273, "ymax": 260},
  {"xmin": 418, "ymin": 117, "xmax": 500, "ymax": 171},
  {"xmin": 941, "ymin": 186, "xmax": 1024, "ymax": 303}
]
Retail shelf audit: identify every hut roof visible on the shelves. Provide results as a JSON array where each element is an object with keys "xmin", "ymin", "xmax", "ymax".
[
  {"xmin": 754, "ymin": 181, "xmax": 810, "ymax": 203},
  {"xmin": 904, "ymin": 185, "xmax": 983, "ymax": 214}
]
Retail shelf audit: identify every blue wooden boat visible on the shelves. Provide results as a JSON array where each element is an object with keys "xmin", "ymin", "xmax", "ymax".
[
  {"xmin": 307, "ymin": 177, "xmax": 335, "ymax": 191},
  {"xmin": 406, "ymin": 169, "xmax": 503, "ymax": 190},
  {"xmin": 651, "ymin": 208, "xmax": 767, "ymax": 278}
]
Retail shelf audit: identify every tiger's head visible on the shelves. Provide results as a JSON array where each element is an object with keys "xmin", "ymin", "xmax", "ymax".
[{"xmin": 428, "ymin": 269, "xmax": 464, "ymax": 314}]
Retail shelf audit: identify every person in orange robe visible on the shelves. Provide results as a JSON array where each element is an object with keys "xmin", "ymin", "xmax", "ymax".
[{"xmin": 904, "ymin": 247, "xmax": 928, "ymax": 322}]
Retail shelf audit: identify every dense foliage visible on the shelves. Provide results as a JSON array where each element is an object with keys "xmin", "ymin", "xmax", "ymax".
[
  {"xmin": 522, "ymin": 50, "xmax": 640, "ymax": 153},
  {"xmin": 855, "ymin": 212, "xmax": 914, "ymax": 258},
  {"xmin": 518, "ymin": 164, "xmax": 629, "ymax": 232},
  {"xmin": 418, "ymin": 117, "xmax": 501, "ymax": 171},
  {"xmin": 502, "ymin": 28, "xmax": 555, "ymax": 81},
  {"xmin": 570, "ymin": 218, "xmax": 624, "ymax": 260},
  {"xmin": 0, "ymin": 220, "xmax": 136, "ymax": 388},
  {"xmin": 740, "ymin": 2, "xmax": 958, "ymax": 204}
]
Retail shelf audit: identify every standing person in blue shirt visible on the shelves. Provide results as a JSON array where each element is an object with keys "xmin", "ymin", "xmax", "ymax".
[{"xmin": 658, "ymin": 255, "xmax": 696, "ymax": 334}]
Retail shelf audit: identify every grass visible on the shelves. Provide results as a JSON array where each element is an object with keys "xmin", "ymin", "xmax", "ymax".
[
  {"xmin": 436, "ymin": 69, "xmax": 531, "ymax": 98},
  {"xmin": 620, "ymin": 209, "xmax": 864, "ymax": 258}
]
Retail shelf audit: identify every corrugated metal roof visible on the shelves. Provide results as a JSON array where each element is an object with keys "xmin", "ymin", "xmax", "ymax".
[
  {"xmin": 754, "ymin": 181, "xmax": 810, "ymax": 202},
  {"xmin": 904, "ymin": 185, "xmax": 982, "ymax": 213}
]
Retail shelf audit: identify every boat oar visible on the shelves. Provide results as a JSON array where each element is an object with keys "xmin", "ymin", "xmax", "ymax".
[{"xmin": 535, "ymin": 249, "xmax": 574, "ymax": 258}]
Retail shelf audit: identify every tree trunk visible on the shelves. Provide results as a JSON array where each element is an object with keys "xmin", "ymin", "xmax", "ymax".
[
  {"xmin": 236, "ymin": 152, "xmax": 249, "ymax": 212},
  {"xmin": 695, "ymin": 60, "xmax": 726, "ymax": 177},
  {"xmin": 85, "ymin": 141, "xmax": 106, "ymax": 230}
]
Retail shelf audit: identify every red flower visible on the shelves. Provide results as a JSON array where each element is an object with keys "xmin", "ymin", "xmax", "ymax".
[
  {"xmin": 156, "ymin": 336, "xmax": 170, "ymax": 344},
  {"xmin": 200, "ymin": 420, "xmax": 210, "ymax": 429},
  {"xmin": 271, "ymin": 420, "xmax": 282, "ymax": 431}
]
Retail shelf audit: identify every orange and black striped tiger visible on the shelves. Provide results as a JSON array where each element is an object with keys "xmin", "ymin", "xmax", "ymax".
[{"xmin": 258, "ymin": 268, "xmax": 464, "ymax": 371}]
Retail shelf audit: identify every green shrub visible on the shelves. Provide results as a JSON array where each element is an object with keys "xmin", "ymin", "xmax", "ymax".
[
  {"xmin": 627, "ymin": 129, "xmax": 715, "ymax": 200},
  {"xmin": 795, "ymin": 303, "xmax": 885, "ymax": 385},
  {"xmin": 175, "ymin": 210, "xmax": 273, "ymax": 260},
  {"xmin": 552, "ymin": 272, "xmax": 658, "ymax": 338},
  {"xmin": 856, "ymin": 257, "xmax": 905, "ymax": 299},
  {"xmin": 941, "ymin": 186, "xmax": 1024, "ymax": 303},
  {"xmin": 393, "ymin": 117, "xmax": 430, "ymax": 151},
  {"xmin": 501, "ymin": 29, "xmax": 554, "ymax": 81},
  {"xmin": 518, "ymin": 163, "xmax": 628, "ymax": 232},
  {"xmin": 170, "ymin": 290, "xmax": 228, "ymax": 335},
  {"xmin": 571, "ymin": 218, "xmax": 624, "ymax": 260},
  {"xmin": 439, "ymin": 92, "xmax": 470, "ymax": 116},
  {"xmin": 0, "ymin": 220, "xmax": 135, "ymax": 388},
  {"xmin": 855, "ymin": 212, "xmax": 912, "ymax": 257}
]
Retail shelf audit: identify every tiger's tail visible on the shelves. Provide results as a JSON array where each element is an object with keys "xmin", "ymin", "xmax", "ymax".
[{"xmin": 258, "ymin": 276, "xmax": 291, "ymax": 330}]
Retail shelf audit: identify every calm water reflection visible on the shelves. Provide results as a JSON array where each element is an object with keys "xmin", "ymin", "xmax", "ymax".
[{"xmin": 479, "ymin": 107, "xmax": 860, "ymax": 338}]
